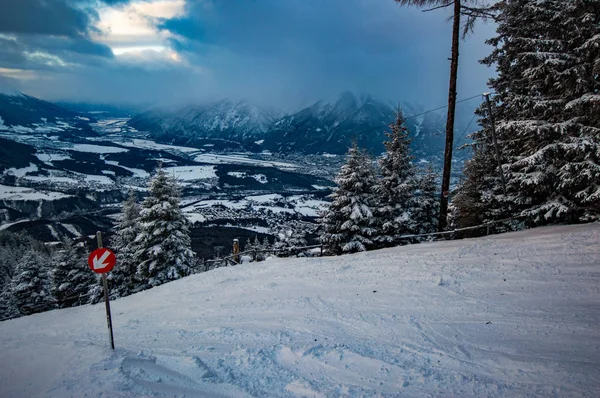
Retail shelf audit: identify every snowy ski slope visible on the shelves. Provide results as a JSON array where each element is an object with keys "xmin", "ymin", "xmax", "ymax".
[{"xmin": 0, "ymin": 224, "xmax": 599, "ymax": 397}]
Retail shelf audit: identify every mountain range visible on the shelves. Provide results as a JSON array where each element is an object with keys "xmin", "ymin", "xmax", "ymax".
[
  {"xmin": 0, "ymin": 87, "xmax": 474, "ymax": 249},
  {"xmin": 128, "ymin": 91, "xmax": 478, "ymax": 159},
  {"xmin": 0, "ymin": 87, "xmax": 478, "ymax": 160},
  {"xmin": 0, "ymin": 88, "xmax": 95, "ymax": 137}
]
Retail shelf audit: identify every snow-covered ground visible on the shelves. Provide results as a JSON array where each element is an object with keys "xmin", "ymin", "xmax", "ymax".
[
  {"xmin": 1, "ymin": 224, "xmax": 599, "ymax": 397},
  {"xmin": 70, "ymin": 143, "xmax": 129, "ymax": 154},
  {"xmin": 0, "ymin": 184, "xmax": 72, "ymax": 201},
  {"xmin": 117, "ymin": 139, "xmax": 200, "ymax": 154},
  {"xmin": 195, "ymin": 153, "xmax": 298, "ymax": 170},
  {"xmin": 165, "ymin": 165, "xmax": 218, "ymax": 181},
  {"xmin": 182, "ymin": 194, "xmax": 328, "ymax": 223}
]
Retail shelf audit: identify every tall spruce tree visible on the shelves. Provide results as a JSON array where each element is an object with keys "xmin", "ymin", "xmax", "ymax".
[
  {"xmin": 133, "ymin": 164, "xmax": 194, "ymax": 289},
  {"xmin": 560, "ymin": 0, "xmax": 600, "ymax": 220},
  {"xmin": 454, "ymin": 0, "xmax": 600, "ymax": 227},
  {"xmin": 109, "ymin": 190, "xmax": 141, "ymax": 297},
  {"xmin": 374, "ymin": 110, "xmax": 417, "ymax": 246},
  {"xmin": 320, "ymin": 143, "xmax": 378, "ymax": 254},
  {"xmin": 51, "ymin": 238, "xmax": 95, "ymax": 308},
  {"xmin": 394, "ymin": 0, "xmax": 495, "ymax": 230}
]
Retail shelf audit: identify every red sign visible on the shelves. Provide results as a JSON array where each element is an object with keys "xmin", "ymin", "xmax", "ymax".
[{"xmin": 88, "ymin": 248, "xmax": 116, "ymax": 274}]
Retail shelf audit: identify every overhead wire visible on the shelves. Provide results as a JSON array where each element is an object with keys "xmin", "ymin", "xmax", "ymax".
[
  {"xmin": 454, "ymin": 112, "xmax": 478, "ymax": 151},
  {"xmin": 403, "ymin": 93, "xmax": 490, "ymax": 121}
]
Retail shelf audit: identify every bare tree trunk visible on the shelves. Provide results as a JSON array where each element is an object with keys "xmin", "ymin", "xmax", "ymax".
[{"xmin": 438, "ymin": 0, "xmax": 461, "ymax": 232}]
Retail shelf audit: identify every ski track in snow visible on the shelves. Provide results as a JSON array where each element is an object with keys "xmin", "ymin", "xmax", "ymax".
[{"xmin": 0, "ymin": 224, "xmax": 599, "ymax": 397}]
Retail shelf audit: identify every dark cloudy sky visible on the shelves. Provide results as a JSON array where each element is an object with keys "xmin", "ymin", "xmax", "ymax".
[{"xmin": 0, "ymin": 0, "xmax": 496, "ymax": 109}]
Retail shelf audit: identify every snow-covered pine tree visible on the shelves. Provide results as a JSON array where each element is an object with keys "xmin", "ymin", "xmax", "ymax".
[
  {"xmin": 0, "ymin": 242, "xmax": 19, "ymax": 320},
  {"xmin": 0, "ymin": 244, "xmax": 17, "ymax": 297},
  {"xmin": 413, "ymin": 165, "xmax": 440, "ymax": 236},
  {"xmin": 244, "ymin": 237, "xmax": 256, "ymax": 261},
  {"xmin": 373, "ymin": 110, "xmax": 417, "ymax": 246},
  {"xmin": 559, "ymin": 0, "xmax": 600, "ymax": 221},
  {"xmin": 454, "ymin": 0, "xmax": 600, "ymax": 227},
  {"xmin": 10, "ymin": 249, "xmax": 55, "ymax": 316},
  {"xmin": 253, "ymin": 235, "xmax": 265, "ymax": 262},
  {"xmin": 133, "ymin": 164, "xmax": 194, "ymax": 289},
  {"xmin": 109, "ymin": 190, "xmax": 141, "ymax": 297},
  {"xmin": 261, "ymin": 236, "xmax": 271, "ymax": 254},
  {"xmin": 0, "ymin": 232, "xmax": 52, "ymax": 319},
  {"xmin": 451, "ymin": 145, "xmax": 489, "ymax": 228},
  {"xmin": 319, "ymin": 142, "xmax": 378, "ymax": 254},
  {"xmin": 0, "ymin": 288, "xmax": 19, "ymax": 321},
  {"xmin": 51, "ymin": 238, "xmax": 95, "ymax": 308},
  {"xmin": 274, "ymin": 228, "xmax": 308, "ymax": 256}
]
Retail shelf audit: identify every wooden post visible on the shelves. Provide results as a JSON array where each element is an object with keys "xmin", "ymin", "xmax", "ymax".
[
  {"xmin": 320, "ymin": 244, "xmax": 323, "ymax": 257},
  {"xmin": 438, "ymin": 0, "xmax": 462, "ymax": 232},
  {"xmin": 232, "ymin": 239, "xmax": 240, "ymax": 264},
  {"xmin": 96, "ymin": 231, "xmax": 115, "ymax": 350}
]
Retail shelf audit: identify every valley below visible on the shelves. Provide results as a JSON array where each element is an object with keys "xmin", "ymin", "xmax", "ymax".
[
  {"xmin": 0, "ymin": 116, "xmax": 337, "ymax": 257},
  {"xmin": 0, "ymin": 90, "xmax": 471, "ymax": 257}
]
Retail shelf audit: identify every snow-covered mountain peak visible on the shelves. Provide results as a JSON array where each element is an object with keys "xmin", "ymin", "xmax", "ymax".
[
  {"xmin": 129, "ymin": 98, "xmax": 281, "ymax": 140},
  {"xmin": 0, "ymin": 85, "xmax": 25, "ymax": 98},
  {"xmin": 0, "ymin": 76, "xmax": 25, "ymax": 97}
]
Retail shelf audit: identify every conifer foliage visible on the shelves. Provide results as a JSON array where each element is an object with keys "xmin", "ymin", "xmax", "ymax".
[
  {"xmin": 274, "ymin": 229, "xmax": 308, "ymax": 255},
  {"xmin": 374, "ymin": 110, "xmax": 418, "ymax": 246},
  {"xmin": 454, "ymin": 0, "xmax": 600, "ymax": 227},
  {"xmin": 51, "ymin": 238, "xmax": 95, "ymax": 308},
  {"xmin": 109, "ymin": 190, "xmax": 141, "ymax": 298},
  {"xmin": 413, "ymin": 165, "xmax": 440, "ymax": 235},
  {"xmin": 133, "ymin": 164, "xmax": 194, "ymax": 289},
  {"xmin": 320, "ymin": 142, "xmax": 378, "ymax": 254},
  {"xmin": 244, "ymin": 236, "xmax": 267, "ymax": 262},
  {"xmin": 11, "ymin": 250, "xmax": 54, "ymax": 316}
]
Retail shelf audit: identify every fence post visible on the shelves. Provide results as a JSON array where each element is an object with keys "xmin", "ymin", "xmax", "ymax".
[
  {"xmin": 232, "ymin": 239, "xmax": 240, "ymax": 263},
  {"xmin": 320, "ymin": 244, "xmax": 323, "ymax": 256}
]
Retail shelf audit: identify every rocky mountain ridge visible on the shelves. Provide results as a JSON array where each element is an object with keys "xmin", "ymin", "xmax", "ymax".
[{"xmin": 127, "ymin": 91, "xmax": 479, "ymax": 158}]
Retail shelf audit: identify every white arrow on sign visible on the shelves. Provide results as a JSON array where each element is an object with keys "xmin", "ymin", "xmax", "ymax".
[{"xmin": 93, "ymin": 250, "xmax": 111, "ymax": 270}]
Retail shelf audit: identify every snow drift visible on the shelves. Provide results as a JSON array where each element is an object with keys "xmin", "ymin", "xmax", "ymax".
[{"xmin": 0, "ymin": 224, "xmax": 599, "ymax": 397}]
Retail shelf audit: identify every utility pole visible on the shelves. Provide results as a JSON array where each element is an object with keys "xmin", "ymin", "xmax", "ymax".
[
  {"xmin": 483, "ymin": 93, "xmax": 507, "ymax": 196},
  {"xmin": 438, "ymin": 0, "xmax": 462, "ymax": 232}
]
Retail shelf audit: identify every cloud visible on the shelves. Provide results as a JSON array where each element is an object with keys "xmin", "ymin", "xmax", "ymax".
[
  {"xmin": 0, "ymin": 0, "xmax": 497, "ymax": 110},
  {"xmin": 157, "ymin": 0, "xmax": 496, "ymax": 108},
  {"xmin": 0, "ymin": 0, "xmax": 116, "ymax": 74},
  {"xmin": 0, "ymin": 0, "xmax": 94, "ymax": 37},
  {"xmin": 93, "ymin": 1, "xmax": 183, "ymax": 53}
]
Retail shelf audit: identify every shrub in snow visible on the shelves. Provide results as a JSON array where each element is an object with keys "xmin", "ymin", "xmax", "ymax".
[
  {"xmin": 244, "ymin": 236, "xmax": 273, "ymax": 262},
  {"xmin": 273, "ymin": 228, "xmax": 308, "ymax": 257}
]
